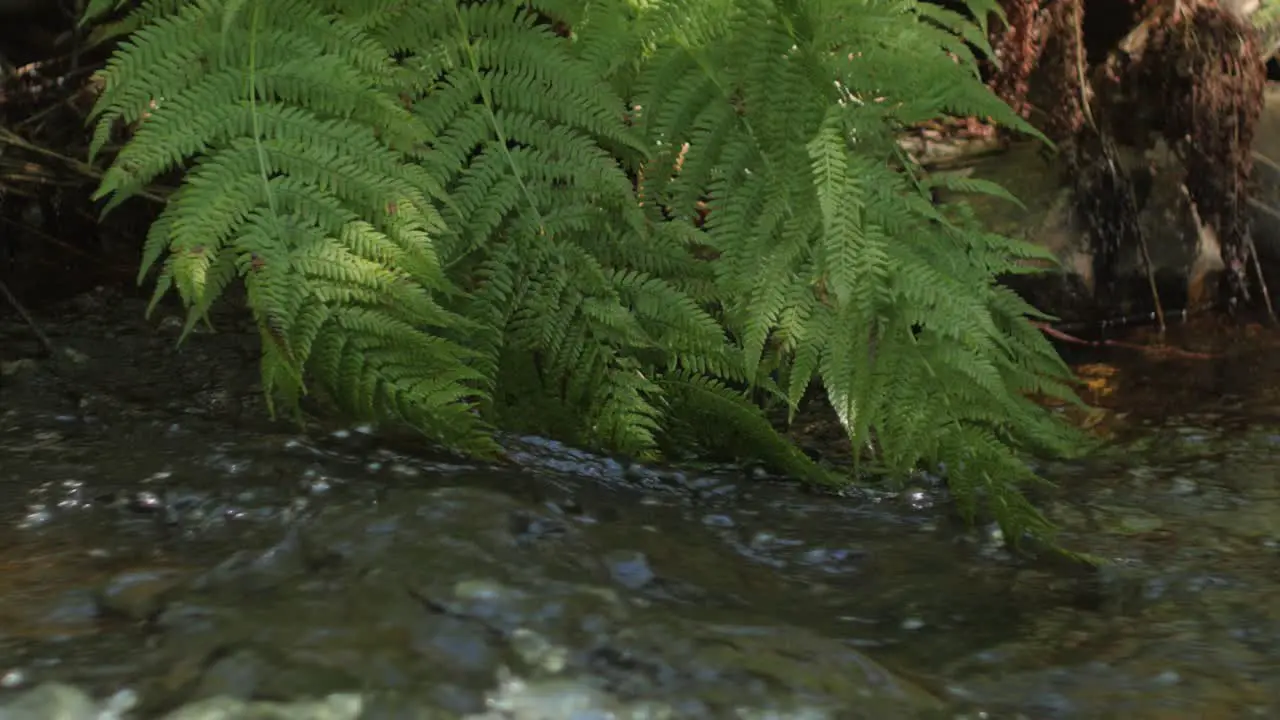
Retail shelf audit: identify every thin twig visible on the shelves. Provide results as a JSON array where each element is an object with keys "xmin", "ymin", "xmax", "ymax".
[
  {"xmin": 0, "ymin": 126, "xmax": 168, "ymax": 204},
  {"xmin": 1110, "ymin": 134, "xmax": 1165, "ymax": 332},
  {"xmin": 1071, "ymin": 0, "xmax": 1095, "ymax": 131},
  {"xmin": 0, "ymin": 279, "xmax": 56, "ymax": 357},
  {"xmin": 1245, "ymin": 232, "xmax": 1278, "ymax": 323},
  {"xmin": 1133, "ymin": 215, "xmax": 1167, "ymax": 333},
  {"xmin": 1252, "ymin": 149, "xmax": 1280, "ymax": 176},
  {"xmin": 1032, "ymin": 321, "xmax": 1218, "ymax": 360},
  {"xmin": 1248, "ymin": 194, "xmax": 1280, "ymax": 224}
]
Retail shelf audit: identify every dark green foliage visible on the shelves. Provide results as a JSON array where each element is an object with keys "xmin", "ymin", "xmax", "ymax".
[{"xmin": 84, "ymin": 0, "xmax": 1087, "ymax": 542}]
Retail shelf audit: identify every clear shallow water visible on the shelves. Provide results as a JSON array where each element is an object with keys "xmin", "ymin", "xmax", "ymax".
[{"xmin": 2, "ymin": 298, "xmax": 1280, "ymax": 718}]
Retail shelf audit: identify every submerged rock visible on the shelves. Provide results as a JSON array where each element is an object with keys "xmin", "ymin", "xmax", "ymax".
[{"xmin": 118, "ymin": 485, "xmax": 943, "ymax": 718}]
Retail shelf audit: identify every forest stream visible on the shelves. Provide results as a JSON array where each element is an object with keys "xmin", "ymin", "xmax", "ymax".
[{"xmin": 2, "ymin": 290, "xmax": 1280, "ymax": 720}]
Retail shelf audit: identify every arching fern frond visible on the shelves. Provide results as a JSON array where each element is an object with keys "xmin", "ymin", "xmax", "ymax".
[
  {"xmin": 627, "ymin": 0, "xmax": 1087, "ymax": 540},
  {"xmin": 88, "ymin": 0, "xmax": 494, "ymax": 452}
]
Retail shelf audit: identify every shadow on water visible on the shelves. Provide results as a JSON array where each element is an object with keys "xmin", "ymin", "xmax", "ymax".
[{"xmin": 2, "ymin": 295, "xmax": 1280, "ymax": 718}]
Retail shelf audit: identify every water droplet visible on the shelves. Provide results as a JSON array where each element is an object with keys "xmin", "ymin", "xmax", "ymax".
[
  {"xmin": 901, "ymin": 617, "xmax": 925, "ymax": 631},
  {"xmin": 0, "ymin": 668, "xmax": 25, "ymax": 688},
  {"xmin": 19, "ymin": 505, "xmax": 52, "ymax": 529}
]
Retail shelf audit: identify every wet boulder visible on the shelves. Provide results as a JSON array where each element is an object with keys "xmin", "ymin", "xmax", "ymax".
[{"xmin": 114, "ymin": 485, "xmax": 945, "ymax": 718}]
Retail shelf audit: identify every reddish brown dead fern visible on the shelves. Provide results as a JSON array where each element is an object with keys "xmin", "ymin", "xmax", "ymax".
[
  {"xmin": 988, "ymin": 0, "xmax": 1048, "ymax": 119},
  {"xmin": 1131, "ymin": 1, "xmax": 1266, "ymax": 305}
]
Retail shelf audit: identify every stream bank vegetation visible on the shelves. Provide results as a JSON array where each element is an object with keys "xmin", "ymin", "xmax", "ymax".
[{"xmin": 20, "ymin": 0, "xmax": 1201, "ymax": 548}]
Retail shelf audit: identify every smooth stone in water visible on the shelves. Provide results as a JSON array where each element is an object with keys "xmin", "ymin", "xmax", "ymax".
[{"xmin": 0, "ymin": 683, "xmax": 97, "ymax": 720}]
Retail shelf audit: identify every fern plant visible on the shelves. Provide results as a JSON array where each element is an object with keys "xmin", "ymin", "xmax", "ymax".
[{"xmin": 84, "ymin": 0, "xmax": 1087, "ymax": 544}]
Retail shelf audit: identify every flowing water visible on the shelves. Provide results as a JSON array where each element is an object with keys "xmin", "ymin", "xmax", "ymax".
[{"xmin": 2, "ymin": 291, "xmax": 1280, "ymax": 719}]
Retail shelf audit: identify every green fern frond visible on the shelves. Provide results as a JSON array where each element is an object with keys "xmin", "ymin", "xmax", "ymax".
[
  {"xmin": 89, "ymin": 0, "xmax": 490, "ymax": 452},
  {"xmin": 657, "ymin": 372, "xmax": 835, "ymax": 485},
  {"xmin": 94, "ymin": 0, "xmax": 1089, "ymax": 547},
  {"xmin": 627, "ymin": 0, "xmax": 1086, "ymax": 542}
]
